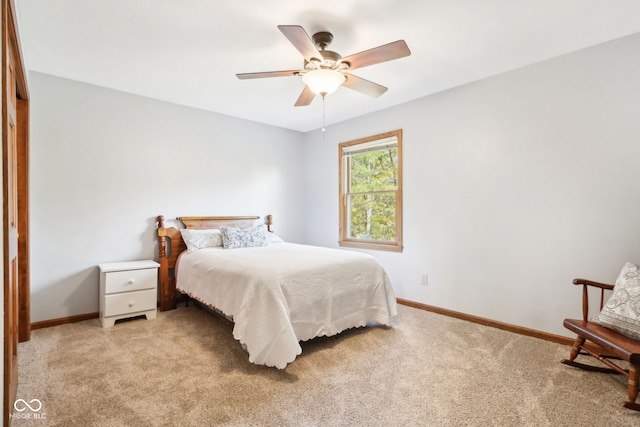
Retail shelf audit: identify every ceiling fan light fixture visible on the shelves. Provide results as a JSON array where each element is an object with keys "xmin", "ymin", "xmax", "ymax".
[{"xmin": 302, "ymin": 69, "xmax": 346, "ymax": 96}]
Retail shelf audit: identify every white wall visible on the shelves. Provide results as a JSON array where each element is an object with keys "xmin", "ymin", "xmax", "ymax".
[
  {"xmin": 29, "ymin": 32, "xmax": 640, "ymax": 339},
  {"xmin": 29, "ymin": 72, "xmax": 305, "ymax": 322},
  {"xmin": 302, "ymin": 33, "xmax": 640, "ymax": 337}
]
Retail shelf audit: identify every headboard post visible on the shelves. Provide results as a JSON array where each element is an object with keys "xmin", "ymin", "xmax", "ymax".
[
  {"xmin": 156, "ymin": 215, "xmax": 177, "ymax": 311},
  {"xmin": 157, "ymin": 215, "xmax": 166, "ymax": 259},
  {"xmin": 266, "ymin": 214, "xmax": 273, "ymax": 232}
]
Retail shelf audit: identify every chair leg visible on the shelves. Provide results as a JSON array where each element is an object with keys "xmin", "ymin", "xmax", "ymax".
[
  {"xmin": 568, "ymin": 336, "xmax": 585, "ymax": 361},
  {"xmin": 623, "ymin": 365, "xmax": 640, "ymax": 411},
  {"xmin": 561, "ymin": 336, "xmax": 620, "ymax": 374}
]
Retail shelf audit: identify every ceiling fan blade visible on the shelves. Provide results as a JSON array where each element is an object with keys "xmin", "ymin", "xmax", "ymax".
[
  {"xmin": 342, "ymin": 73, "xmax": 388, "ymax": 97},
  {"xmin": 278, "ymin": 25, "xmax": 323, "ymax": 62},
  {"xmin": 236, "ymin": 70, "xmax": 300, "ymax": 80},
  {"xmin": 340, "ymin": 40, "xmax": 411, "ymax": 70},
  {"xmin": 294, "ymin": 85, "xmax": 315, "ymax": 107}
]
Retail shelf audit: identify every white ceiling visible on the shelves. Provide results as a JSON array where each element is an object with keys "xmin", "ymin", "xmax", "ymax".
[{"xmin": 14, "ymin": 0, "xmax": 640, "ymax": 133}]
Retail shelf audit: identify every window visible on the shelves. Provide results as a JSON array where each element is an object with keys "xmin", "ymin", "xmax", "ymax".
[{"xmin": 339, "ymin": 129, "xmax": 403, "ymax": 252}]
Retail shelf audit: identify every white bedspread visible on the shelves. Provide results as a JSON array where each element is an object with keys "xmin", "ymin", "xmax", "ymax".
[{"xmin": 176, "ymin": 243, "xmax": 397, "ymax": 369}]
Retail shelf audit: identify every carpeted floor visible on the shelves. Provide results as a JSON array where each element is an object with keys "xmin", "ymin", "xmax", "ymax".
[{"xmin": 12, "ymin": 304, "xmax": 640, "ymax": 426}]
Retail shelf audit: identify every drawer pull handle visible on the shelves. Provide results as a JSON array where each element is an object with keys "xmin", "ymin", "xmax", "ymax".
[
  {"xmin": 127, "ymin": 279, "xmax": 135, "ymax": 285},
  {"xmin": 128, "ymin": 301, "xmax": 135, "ymax": 307}
]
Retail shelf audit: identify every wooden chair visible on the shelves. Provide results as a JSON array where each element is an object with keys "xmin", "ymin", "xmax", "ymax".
[{"xmin": 562, "ymin": 278, "xmax": 640, "ymax": 411}]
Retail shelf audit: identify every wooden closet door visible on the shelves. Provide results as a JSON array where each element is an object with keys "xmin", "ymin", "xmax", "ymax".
[{"xmin": 3, "ymin": 9, "xmax": 19, "ymax": 422}]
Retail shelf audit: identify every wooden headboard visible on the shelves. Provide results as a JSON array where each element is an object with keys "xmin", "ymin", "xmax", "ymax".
[{"xmin": 156, "ymin": 215, "xmax": 272, "ymax": 311}]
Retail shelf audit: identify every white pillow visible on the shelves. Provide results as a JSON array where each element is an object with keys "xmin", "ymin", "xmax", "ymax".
[
  {"xmin": 266, "ymin": 232, "xmax": 284, "ymax": 244},
  {"xmin": 220, "ymin": 225, "xmax": 268, "ymax": 249},
  {"xmin": 180, "ymin": 228, "xmax": 223, "ymax": 253},
  {"xmin": 592, "ymin": 262, "xmax": 640, "ymax": 340},
  {"xmin": 255, "ymin": 224, "xmax": 284, "ymax": 244}
]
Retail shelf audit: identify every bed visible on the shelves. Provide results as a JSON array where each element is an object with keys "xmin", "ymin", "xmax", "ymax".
[{"xmin": 156, "ymin": 215, "xmax": 397, "ymax": 369}]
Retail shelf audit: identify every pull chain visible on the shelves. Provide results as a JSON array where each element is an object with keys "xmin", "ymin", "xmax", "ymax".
[{"xmin": 322, "ymin": 94, "xmax": 326, "ymax": 133}]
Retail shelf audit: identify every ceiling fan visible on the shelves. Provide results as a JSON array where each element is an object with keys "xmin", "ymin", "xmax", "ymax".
[{"xmin": 236, "ymin": 25, "xmax": 411, "ymax": 107}]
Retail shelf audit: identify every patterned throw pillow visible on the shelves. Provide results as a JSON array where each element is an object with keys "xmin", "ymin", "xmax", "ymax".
[
  {"xmin": 180, "ymin": 229, "xmax": 223, "ymax": 253},
  {"xmin": 592, "ymin": 262, "xmax": 640, "ymax": 340},
  {"xmin": 220, "ymin": 225, "xmax": 268, "ymax": 249}
]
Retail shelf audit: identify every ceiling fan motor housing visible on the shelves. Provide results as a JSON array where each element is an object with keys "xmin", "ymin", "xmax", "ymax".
[
  {"xmin": 305, "ymin": 50, "xmax": 343, "ymax": 70},
  {"xmin": 312, "ymin": 31, "xmax": 334, "ymax": 50},
  {"xmin": 303, "ymin": 32, "xmax": 344, "ymax": 69}
]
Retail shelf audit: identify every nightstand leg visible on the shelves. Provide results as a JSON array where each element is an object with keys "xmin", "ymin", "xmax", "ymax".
[{"xmin": 101, "ymin": 317, "xmax": 116, "ymax": 328}]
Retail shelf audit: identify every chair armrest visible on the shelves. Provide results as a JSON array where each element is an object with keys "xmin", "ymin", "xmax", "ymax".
[
  {"xmin": 573, "ymin": 278, "xmax": 614, "ymax": 291},
  {"xmin": 572, "ymin": 278, "xmax": 614, "ymax": 321}
]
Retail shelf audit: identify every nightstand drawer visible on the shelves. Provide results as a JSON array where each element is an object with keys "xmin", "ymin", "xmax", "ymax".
[
  {"xmin": 104, "ymin": 289, "xmax": 156, "ymax": 317},
  {"xmin": 104, "ymin": 268, "xmax": 156, "ymax": 294}
]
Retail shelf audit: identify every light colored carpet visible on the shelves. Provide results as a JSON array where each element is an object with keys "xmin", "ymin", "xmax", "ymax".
[{"xmin": 13, "ymin": 304, "xmax": 640, "ymax": 426}]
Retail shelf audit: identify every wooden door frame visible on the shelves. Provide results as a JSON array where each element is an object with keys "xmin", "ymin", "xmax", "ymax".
[
  {"xmin": 3, "ymin": 0, "xmax": 29, "ymax": 424},
  {"xmin": 4, "ymin": 0, "xmax": 28, "ymax": 342},
  {"xmin": 5, "ymin": 0, "xmax": 27, "ymax": 336},
  {"xmin": 16, "ymin": 99, "xmax": 27, "ymax": 344}
]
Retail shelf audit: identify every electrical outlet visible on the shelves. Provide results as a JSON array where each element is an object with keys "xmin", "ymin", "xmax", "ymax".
[{"xmin": 421, "ymin": 274, "xmax": 428, "ymax": 286}]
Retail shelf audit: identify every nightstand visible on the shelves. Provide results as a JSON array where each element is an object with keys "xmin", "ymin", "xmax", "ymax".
[{"xmin": 98, "ymin": 260, "xmax": 160, "ymax": 328}]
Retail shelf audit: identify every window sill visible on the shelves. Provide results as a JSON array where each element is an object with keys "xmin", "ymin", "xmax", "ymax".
[{"xmin": 338, "ymin": 240, "xmax": 403, "ymax": 253}]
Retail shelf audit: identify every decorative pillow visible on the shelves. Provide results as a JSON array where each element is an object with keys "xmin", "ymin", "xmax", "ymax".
[
  {"xmin": 220, "ymin": 225, "xmax": 268, "ymax": 249},
  {"xmin": 592, "ymin": 262, "xmax": 640, "ymax": 340},
  {"xmin": 180, "ymin": 228, "xmax": 223, "ymax": 253}
]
